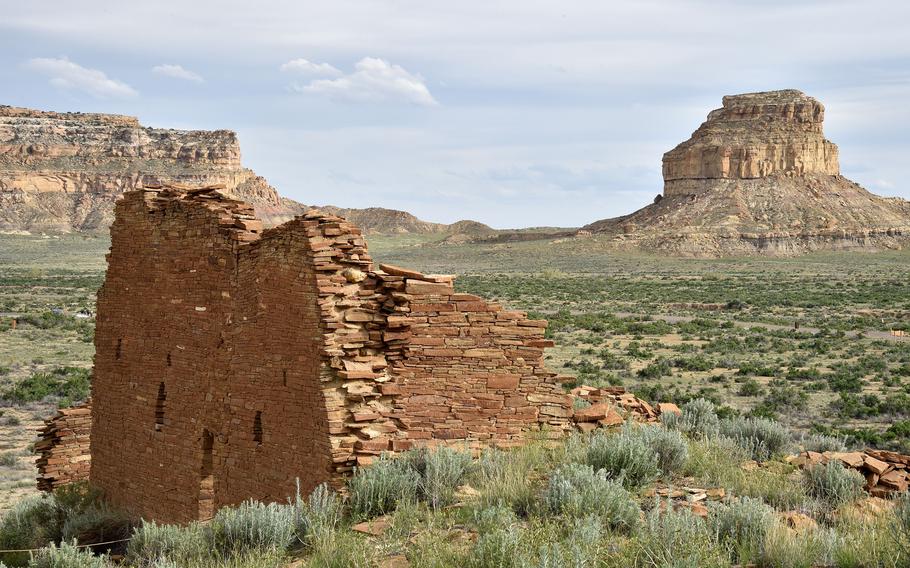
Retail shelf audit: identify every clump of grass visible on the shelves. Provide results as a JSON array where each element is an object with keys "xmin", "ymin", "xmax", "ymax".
[
  {"xmin": 467, "ymin": 526, "xmax": 527, "ymax": 568},
  {"xmin": 402, "ymin": 446, "xmax": 474, "ymax": 510},
  {"xmin": 709, "ymin": 496, "xmax": 774, "ymax": 564},
  {"xmin": 663, "ymin": 398, "xmax": 720, "ymax": 439},
  {"xmin": 632, "ymin": 505, "xmax": 727, "ymax": 568},
  {"xmin": 586, "ymin": 425, "xmax": 660, "ymax": 488},
  {"xmin": 719, "ymin": 416, "xmax": 791, "ymax": 460},
  {"xmin": 804, "ymin": 460, "xmax": 864, "ymax": 509},
  {"xmin": 895, "ymin": 493, "xmax": 910, "ymax": 557},
  {"xmin": 760, "ymin": 524, "xmax": 838, "ymax": 568},
  {"xmin": 348, "ymin": 454, "xmax": 420, "ymax": 520},
  {"xmin": 797, "ymin": 432, "xmax": 847, "ymax": 453},
  {"xmin": 0, "ymin": 452, "xmax": 18, "ymax": 468},
  {"xmin": 27, "ymin": 541, "xmax": 110, "ymax": 568},
  {"xmin": 0, "ymin": 494, "xmax": 62, "ymax": 565},
  {"xmin": 473, "ymin": 446, "xmax": 544, "ymax": 516},
  {"xmin": 634, "ymin": 424, "xmax": 688, "ymax": 475},
  {"xmin": 683, "ymin": 437, "xmax": 808, "ymax": 510},
  {"xmin": 544, "ymin": 463, "xmax": 640, "ymax": 532},
  {"xmin": 208, "ymin": 500, "xmax": 296, "ymax": 555},
  {"xmin": 293, "ymin": 482, "xmax": 342, "ymax": 545},
  {"xmin": 126, "ymin": 522, "xmax": 207, "ymax": 567}
]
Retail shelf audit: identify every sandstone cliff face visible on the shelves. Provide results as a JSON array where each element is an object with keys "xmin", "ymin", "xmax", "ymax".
[
  {"xmin": 585, "ymin": 90, "xmax": 910, "ymax": 256},
  {"xmin": 0, "ymin": 105, "xmax": 304, "ymax": 232},
  {"xmin": 662, "ymin": 90, "xmax": 839, "ymax": 196}
]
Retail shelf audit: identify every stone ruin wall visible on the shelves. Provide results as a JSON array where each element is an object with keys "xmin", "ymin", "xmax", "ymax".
[
  {"xmin": 35, "ymin": 401, "xmax": 92, "ymax": 491},
  {"xmin": 87, "ymin": 186, "xmax": 572, "ymax": 523}
]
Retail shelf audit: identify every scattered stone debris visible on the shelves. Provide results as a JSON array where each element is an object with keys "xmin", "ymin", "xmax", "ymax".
[
  {"xmin": 645, "ymin": 483, "xmax": 726, "ymax": 518},
  {"xmin": 34, "ymin": 400, "xmax": 92, "ymax": 491},
  {"xmin": 569, "ymin": 385, "xmax": 678, "ymax": 432},
  {"xmin": 787, "ymin": 449, "xmax": 910, "ymax": 496},
  {"xmin": 352, "ymin": 516, "xmax": 392, "ymax": 537}
]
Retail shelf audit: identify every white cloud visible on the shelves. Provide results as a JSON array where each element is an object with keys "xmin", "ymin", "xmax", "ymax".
[
  {"xmin": 24, "ymin": 57, "xmax": 137, "ymax": 98},
  {"xmin": 297, "ymin": 57, "xmax": 437, "ymax": 106},
  {"xmin": 279, "ymin": 58, "xmax": 341, "ymax": 76},
  {"xmin": 152, "ymin": 63, "xmax": 204, "ymax": 83}
]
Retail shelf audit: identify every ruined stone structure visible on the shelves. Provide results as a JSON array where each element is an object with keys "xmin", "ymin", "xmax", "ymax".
[
  {"xmin": 88, "ymin": 186, "xmax": 571, "ymax": 523},
  {"xmin": 583, "ymin": 90, "xmax": 910, "ymax": 256},
  {"xmin": 35, "ymin": 401, "xmax": 92, "ymax": 491}
]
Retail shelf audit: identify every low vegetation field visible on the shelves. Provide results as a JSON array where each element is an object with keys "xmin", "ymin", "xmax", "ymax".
[{"xmin": 0, "ymin": 232, "xmax": 908, "ymax": 566}]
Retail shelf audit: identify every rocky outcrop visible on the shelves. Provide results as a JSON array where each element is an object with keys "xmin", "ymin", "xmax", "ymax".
[
  {"xmin": 0, "ymin": 105, "xmax": 306, "ymax": 232},
  {"xmin": 662, "ymin": 90, "xmax": 839, "ymax": 196},
  {"xmin": 0, "ymin": 105, "xmax": 491, "ymax": 237},
  {"xmin": 584, "ymin": 90, "xmax": 910, "ymax": 256}
]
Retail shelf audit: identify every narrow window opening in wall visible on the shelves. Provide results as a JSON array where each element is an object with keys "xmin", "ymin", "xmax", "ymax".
[
  {"xmin": 198, "ymin": 429, "xmax": 215, "ymax": 520},
  {"xmin": 282, "ymin": 370, "xmax": 287, "ymax": 387},
  {"xmin": 155, "ymin": 382, "xmax": 166, "ymax": 430},
  {"xmin": 115, "ymin": 338, "xmax": 122, "ymax": 360},
  {"xmin": 166, "ymin": 352, "xmax": 172, "ymax": 367},
  {"xmin": 253, "ymin": 411, "xmax": 263, "ymax": 445}
]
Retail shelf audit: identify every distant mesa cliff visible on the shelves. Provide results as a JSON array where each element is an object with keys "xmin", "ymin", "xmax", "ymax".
[
  {"xmin": 583, "ymin": 90, "xmax": 910, "ymax": 256},
  {"xmin": 0, "ymin": 105, "xmax": 473, "ymax": 236},
  {"xmin": 0, "ymin": 105, "xmax": 307, "ymax": 232}
]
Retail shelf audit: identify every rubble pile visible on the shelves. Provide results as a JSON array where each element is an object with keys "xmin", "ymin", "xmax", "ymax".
[
  {"xmin": 788, "ymin": 449, "xmax": 910, "ymax": 496},
  {"xmin": 569, "ymin": 385, "xmax": 680, "ymax": 432}
]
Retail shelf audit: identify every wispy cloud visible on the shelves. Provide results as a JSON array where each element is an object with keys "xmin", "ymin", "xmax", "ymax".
[
  {"xmin": 24, "ymin": 57, "xmax": 137, "ymax": 98},
  {"xmin": 280, "ymin": 58, "xmax": 341, "ymax": 77},
  {"xmin": 152, "ymin": 63, "xmax": 204, "ymax": 83},
  {"xmin": 295, "ymin": 57, "xmax": 437, "ymax": 106}
]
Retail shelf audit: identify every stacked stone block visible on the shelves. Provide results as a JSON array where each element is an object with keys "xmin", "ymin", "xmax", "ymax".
[
  {"xmin": 35, "ymin": 401, "xmax": 92, "ymax": 491},
  {"xmin": 88, "ymin": 185, "xmax": 572, "ymax": 523}
]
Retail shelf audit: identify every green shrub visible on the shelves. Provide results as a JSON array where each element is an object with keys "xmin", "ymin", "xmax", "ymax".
[
  {"xmin": 634, "ymin": 425, "xmax": 688, "ymax": 475},
  {"xmin": 0, "ymin": 453, "xmax": 18, "ymax": 468},
  {"xmin": 798, "ymin": 433, "xmax": 847, "ymax": 453},
  {"xmin": 666, "ymin": 398, "xmax": 720, "ymax": 438},
  {"xmin": 719, "ymin": 416, "xmax": 791, "ymax": 460},
  {"xmin": 402, "ymin": 447, "xmax": 474, "ymax": 509},
  {"xmin": 473, "ymin": 447, "xmax": 539, "ymax": 516},
  {"xmin": 0, "ymin": 495, "xmax": 61, "ymax": 566},
  {"xmin": 760, "ymin": 524, "xmax": 838, "ymax": 568},
  {"xmin": 633, "ymin": 505, "xmax": 727, "ymax": 568},
  {"xmin": 126, "ymin": 521, "xmax": 207, "ymax": 567},
  {"xmin": 737, "ymin": 378, "xmax": 762, "ymax": 397},
  {"xmin": 586, "ymin": 426, "xmax": 659, "ymax": 489},
  {"xmin": 27, "ymin": 541, "xmax": 109, "ymax": 568},
  {"xmin": 467, "ymin": 526, "xmax": 527, "ymax": 568},
  {"xmin": 293, "ymin": 483, "xmax": 341, "ymax": 545},
  {"xmin": 208, "ymin": 500, "xmax": 296, "ymax": 554},
  {"xmin": 709, "ymin": 497, "xmax": 774, "ymax": 563},
  {"xmin": 804, "ymin": 461, "xmax": 864, "ymax": 509},
  {"xmin": 1, "ymin": 367, "xmax": 91, "ymax": 405},
  {"xmin": 348, "ymin": 454, "xmax": 419, "ymax": 520},
  {"xmin": 543, "ymin": 464, "xmax": 640, "ymax": 532},
  {"xmin": 637, "ymin": 358, "xmax": 672, "ymax": 379},
  {"xmin": 60, "ymin": 503, "xmax": 131, "ymax": 545}
]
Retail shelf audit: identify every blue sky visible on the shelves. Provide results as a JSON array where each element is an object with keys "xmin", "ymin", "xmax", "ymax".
[{"xmin": 2, "ymin": 1, "xmax": 909, "ymax": 228}]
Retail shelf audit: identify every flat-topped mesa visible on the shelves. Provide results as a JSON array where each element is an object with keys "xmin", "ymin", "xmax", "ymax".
[
  {"xmin": 662, "ymin": 90, "xmax": 840, "ymax": 196},
  {"xmin": 0, "ymin": 104, "xmax": 308, "ymax": 232},
  {"xmin": 0, "ymin": 106, "xmax": 240, "ymax": 169}
]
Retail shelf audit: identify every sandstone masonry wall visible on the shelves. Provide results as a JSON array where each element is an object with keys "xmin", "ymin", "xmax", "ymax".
[
  {"xmin": 35, "ymin": 401, "xmax": 92, "ymax": 492},
  {"xmin": 89, "ymin": 186, "xmax": 571, "ymax": 523}
]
